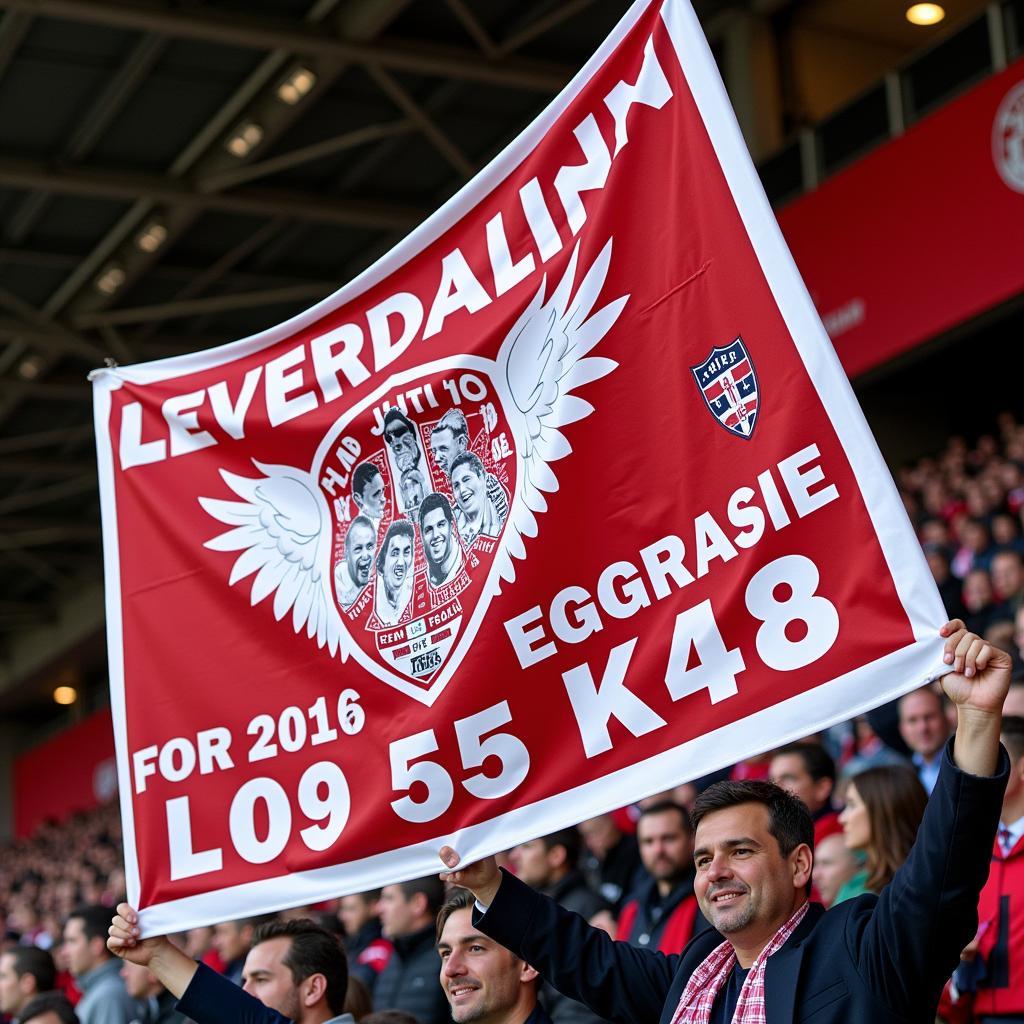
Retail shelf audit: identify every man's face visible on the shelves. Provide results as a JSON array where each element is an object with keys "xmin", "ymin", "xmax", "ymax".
[
  {"xmin": 430, "ymin": 427, "xmax": 465, "ymax": 475},
  {"xmin": 355, "ymin": 471, "xmax": 385, "ymax": 520},
  {"xmin": 693, "ymin": 803, "xmax": 805, "ymax": 939},
  {"xmin": 212, "ymin": 921, "xmax": 250, "ymax": 964},
  {"xmin": 438, "ymin": 908, "xmax": 531, "ymax": 1024},
  {"xmin": 385, "ymin": 419, "xmax": 420, "ymax": 472},
  {"xmin": 382, "ymin": 535, "xmax": 413, "ymax": 593},
  {"xmin": 452, "ymin": 464, "xmax": 484, "ymax": 518},
  {"xmin": 811, "ymin": 833, "xmax": 858, "ymax": 907},
  {"xmin": 378, "ymin": 885, "xmax": 417, "ymax": 939},
  {"xmin": 0, "ymin": 953, "xmax": 27, "ymax": 1014},
  {"xmin": 62, "ymin": 918, "xmax": 96, "ymax": 978},
  {"xmin": 578, "ymin": 815, "xmax": 619, "ymax": 858},
  {"xmin": 769, "ymin": 754, "xmax": 831, "ymax": 814},
  {"xmin": 510, "ymin": 839, "xmax": 553, "ymax": 888},
  {"xmin": 345, "ymin": 524, "xmax": 376, "ymax": 586},
  {"xmin": 422, "ymin": 508, "xmax": 453, "ymax": 567},
  {"xmin": 992, "ymin": 554, "xmax": 1024, "ymax": 599},
  {"xmin": 242, "ymin": 938, "xmax": 302, "ymax": 1021},
  {"xmin": 120, "ymin": 960, "xmax": 155, "ymax": 1000},
  {"xmin": 339, "ymin": 894, "xmax": 375, "ymax": 936},
  {"xmin": 963, "ymin": 570, "xmax": 993, "ymax": 611},
  {"xmin": 898, "ymin": 690, "xmax": 948, "ymax": 759},
  {"xmin": 637, "ymin": 810, "xmax": 692, "ymax": 884}
]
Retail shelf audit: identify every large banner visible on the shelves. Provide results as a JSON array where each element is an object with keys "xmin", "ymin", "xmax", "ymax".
[{"xmin": 92, "ymin": 0, "xmax": 948, "ymax": 936}]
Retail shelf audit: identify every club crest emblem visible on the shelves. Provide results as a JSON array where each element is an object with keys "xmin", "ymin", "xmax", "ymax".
[
  {"xmin": 691, "ymin": 337, "xmax": 759, "ymax": 439},
  {"xmin": 199, "ymin": 240, "xmax": 628, "ymax": 704}
]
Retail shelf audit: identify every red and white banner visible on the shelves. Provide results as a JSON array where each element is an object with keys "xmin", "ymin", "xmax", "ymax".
[{"xmin": 93, "ymin": 0, "xmax": 948, "ymax": 936}]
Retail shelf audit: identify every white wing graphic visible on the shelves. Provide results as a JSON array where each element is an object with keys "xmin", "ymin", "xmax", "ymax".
[
  {"xmin": 198, "ymin": 461, "xmax": 347, "ymax": 657},
  {"xmin": 494, "ymin": 238, "xmax": 628, "ymax": 582}
]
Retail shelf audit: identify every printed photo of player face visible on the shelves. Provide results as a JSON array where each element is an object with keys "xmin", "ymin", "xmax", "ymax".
[
  {"xmin": 353, "ymin": 464, "xmax": 386, "ymax": 520},
  {"xmin": 383, "ymin": 411, "xmax": 421, "ymax": 473},
  {"xmin": 401, "ymin": 469, "xmax": 425, "ymax": 510},
  {"xmin": 382, "ymin": 532, "xmax": 413, "ymax": 594},
  {"xmin": 452, "ymin": 460, "xmax": 484, "ymax": 518},
  {"xmin": 429, "ymin": 409, "xmax": 469, "ymax": 476},
  {"xmin": 422, "ymin": 506, "xmax": 453, "ymax": 567},
  {"xmin": 345, "ymin": 520, "xmax": 376, "ymax": 587}
]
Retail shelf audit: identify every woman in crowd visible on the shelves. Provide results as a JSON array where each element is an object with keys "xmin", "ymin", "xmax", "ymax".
[{"xmin": 835, "ymin": 763, "xmax": 928, "ymax": 902}]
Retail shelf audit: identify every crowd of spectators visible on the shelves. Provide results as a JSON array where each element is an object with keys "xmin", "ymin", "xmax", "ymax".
[{"xmin": 3, "ymin": 415, "xmax": 1024, "ymax": 1024}]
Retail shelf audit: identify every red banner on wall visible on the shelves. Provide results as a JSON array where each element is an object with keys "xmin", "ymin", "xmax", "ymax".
[
  {"xmin": 92, "ymin": 0, "xmax": 948, "ymax": 936},
  {"xmin": 14, "ymin": 709, "xmax": 117, "ymax": 838},
  {"xmin": 779, "ymin": 58, "xmax": 1024, "ymax": 378}
]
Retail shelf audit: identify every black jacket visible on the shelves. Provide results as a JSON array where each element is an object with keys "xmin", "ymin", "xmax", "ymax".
[
  {"xmin": 475, "ymin": 740, "xmax": 1007, "ymax": 1024},
  {"xmin": 372, "ymin": 924, "xmax": 450, "ymax": 1024},
  {"xmin": 540, "ymin": 872, "xmax": 612, "ymax": 1024},
  {"xmin": 177, "ymin": 962, "xmax": 355, "ymax": 1024}
]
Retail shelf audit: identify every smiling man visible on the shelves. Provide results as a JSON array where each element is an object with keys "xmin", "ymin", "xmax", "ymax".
[
  {"xmin": 451, "ymin": 452, "xmax": 502, "ymax": 544},
  {"xmin": 437, "ymin": 890, "xmax": 546, "ymax": 1024},
  {"xmin": 419, "ymin": 493, "xmax": 463, "ymax": 587},
  {"xmin": 439, "ymin": 620, "xmax": 1013, "ymax": 1024},
  {"xmin": 374, "ymin": 520, "xmax": 415, "ymax": 626}
]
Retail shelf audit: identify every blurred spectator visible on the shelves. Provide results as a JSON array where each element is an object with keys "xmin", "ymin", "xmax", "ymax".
[
  {"xmin": 337, "ymin": 893, "xmax": 391, "ymax": 991},
  {"xmin": 374, "ymin": 878, "xmax": 449, "ymax": 1024},
  {"xmin": 63, "ymin": 906, "xmax": 139, "ymax": 1024},
  {"xmin": 1006, "ymin": 679, "xmax": 1024, "ymax": 717},
  {"xmin": 617, "ymin": 802, "xmax": 703, "ymax": 954},
  {"xmin": 769, "ymin": 743, "xmax": 841, "ymax": 844},
  {"xmin": 965, "ymin": 715, "xmax": 1024, "ymax": 1019},
  {"xmin": 181, "ymin": 928, "xmax": 222, "ymax": 975},
  {"xmin": 120, "ymin": 960, "xmax": 184, "ymax": 1024},
  {"xmin": 964, "ymin": 568, "xmax": 999, "ymax": 635},
  {"xmin": 898, "ymin": 687, "xmax": 950, "ymax": 793},
  {"xmin": 509, "ymin": 830, "xmax": 605, "ymax": 922},
  {"xmin": 811, "ymin": 833, "xmax": 861, "ymax": 909},
  {"xmin": 212, "ymin": 916, "xmax": 272, "ymax": 986},
  {"xmin": 342, "ymin": 976, "xmax": 372, "ymax": 1021},
  {"xmin": 951, "ymin": 519, "xmax": 993, "ymax": 579},
  {"xmin": 923, "ymin": 544, "xmax": 967, "ymax": 620},
  {"xmin": 0, "ymin": 947, "xmax": 56, "ymax": 1021},
  {"xmin": 836, "ymin": 765, "xmax": 928, "ymax": 903},
  {"xmin": 992, "ymin": 549, "xmax": 1024, "ymax": 612},
  {"xmin": 17, "ymin": 992, "xmax": 79, "ymax": 1024},
  {"xmin": 578, "ymin": 815, "xmax": 641, "ymax": 913}
]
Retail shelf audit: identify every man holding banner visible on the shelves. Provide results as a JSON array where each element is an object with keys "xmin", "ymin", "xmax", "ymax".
[{"xmin": 440, "ymin": 619, "xmax": 1012, "ymax": 1024}]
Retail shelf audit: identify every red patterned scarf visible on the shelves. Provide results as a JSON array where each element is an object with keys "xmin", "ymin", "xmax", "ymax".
[{"xmin": 669, "ymin": 902, "xmax": 809, "ymax": 1024}]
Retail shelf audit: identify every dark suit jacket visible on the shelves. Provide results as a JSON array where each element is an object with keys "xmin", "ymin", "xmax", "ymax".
[
  {"xmin": 176, "ymin": 962, "xmax": 355, "ymax": 1024},
  {"xmin": 475, "ymin": 740, "xmax": 1008, "ymax": 1024}
]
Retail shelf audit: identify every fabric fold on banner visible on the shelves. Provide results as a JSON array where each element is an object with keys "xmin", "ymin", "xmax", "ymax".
[{"xmin": 93, "ymin": 0, "xmax": 948, "ymax": 937}]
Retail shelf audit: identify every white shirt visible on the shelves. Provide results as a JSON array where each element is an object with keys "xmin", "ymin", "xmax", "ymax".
[{"xmin": 998, "ymin": 813, "xmax": 1024, "ymax": 855}]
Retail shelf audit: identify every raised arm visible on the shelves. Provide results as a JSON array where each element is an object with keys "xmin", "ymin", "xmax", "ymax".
[
  {"xmin": 941, "ymin": 618, "xmax": 1010, "ymax": 776},
  {"xmin": 107, "ymin": 904, "xmax": 197, "ymax": 998},
  {"xmin": 440, "ymin": 848, "xmax": 681, "ymax": 1024},
  {"xmin": 853, "ymin": 621, "xmax": 1012, "ymax": 1016}
]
